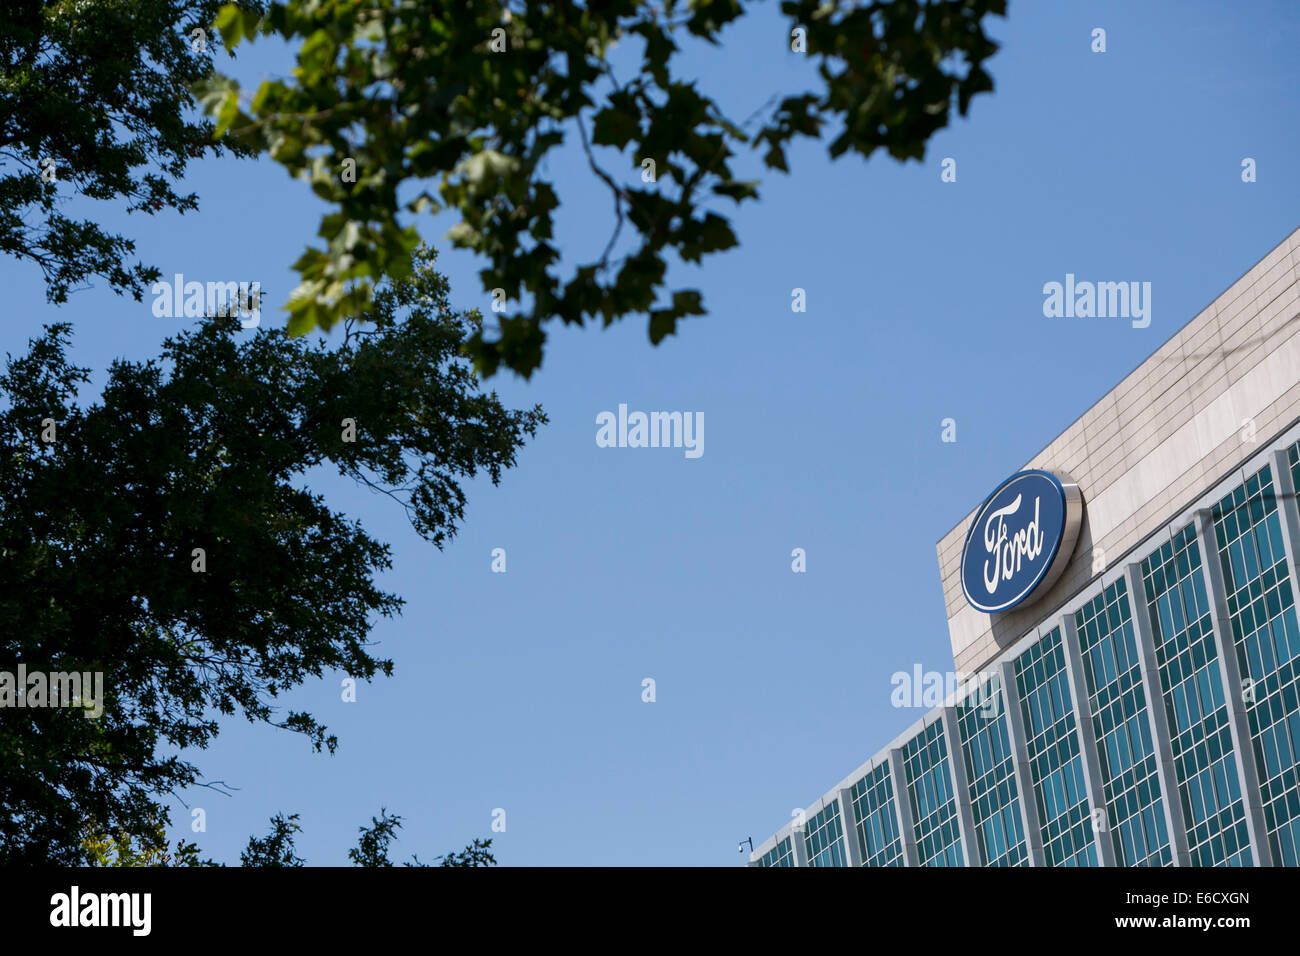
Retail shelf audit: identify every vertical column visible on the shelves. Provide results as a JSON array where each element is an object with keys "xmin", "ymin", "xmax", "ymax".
[
  {"xmin": 1060, "ymin": 614, "xmax": 1118, "ymax": 866},
  {"xmin": 887, "ymin": 748, "xmax": 920, "ymax": 866},
  {"xmin": 940, "ymin": 706, "xmax": 981, "ymax": 867},
  {"xmin": 1270, "ymin": 449, "xmax": 1300, "ymax": 624},
  {"xmin": 1268, "ymin": 448, "xmax": 1300, "ymax": 865},
  {"xmin": 998, "ymin": 659, "xmax": 1045, "ymax": 866},
  {"xmin": 1194, "ymin": 508, "xmax": 1274, "ymax": 866},
  {"xmin": 790, "ymin": 822, "xmax": 809, "ymax": 867},
  {"xmin": 837, "ymin": 787, "xmax": 864, "ymax": 867},
  {"xmin": 1123, "ymin": 562, "xmax": 1191, "ymax": 865}
]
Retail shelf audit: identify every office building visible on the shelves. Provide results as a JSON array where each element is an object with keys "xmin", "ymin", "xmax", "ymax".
[{"xmin": 751, "ymin": 228, "xmax": 1300, "ymax": 867}]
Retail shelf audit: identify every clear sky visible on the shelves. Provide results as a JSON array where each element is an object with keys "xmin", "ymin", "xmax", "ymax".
[{"xmin": 4, "ymin": 0, "xmax": 1298, "ymax": 866}]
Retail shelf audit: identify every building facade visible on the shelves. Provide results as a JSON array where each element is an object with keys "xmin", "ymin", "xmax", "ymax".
[{"xmin": 750, "ymin": 227, "xmax": 1300, "ymax": 867}]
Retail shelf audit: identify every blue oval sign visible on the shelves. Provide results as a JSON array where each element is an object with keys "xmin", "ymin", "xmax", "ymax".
[{"xmin": 960, "ymin": 470, "xmax": 1083, "ymax": 614}]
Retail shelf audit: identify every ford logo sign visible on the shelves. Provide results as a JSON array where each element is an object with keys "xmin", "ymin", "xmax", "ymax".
[{"xmin": 960, "ymin": 470, "xmax": 1083, "ymax": 614}]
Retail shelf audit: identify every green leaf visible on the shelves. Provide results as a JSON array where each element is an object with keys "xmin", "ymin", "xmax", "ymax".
[
  {"xmin": 591, "ymin": 96, "xmax": 641, "ymax": 149},
  {"xmin": 214, "ymin": 90, "xmax": 241, "ymax": 138}
]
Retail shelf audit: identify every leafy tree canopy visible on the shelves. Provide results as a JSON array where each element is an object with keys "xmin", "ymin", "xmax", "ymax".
[
  {"xmin": 0, "ymin": 248, "xmax": 544, "ymax": 864},
  {"xmin": 345, "ymin": 808, "xmax": 497, "ymax": 867},
  {"xmin": 240, "ymin": 809, "xmax": 495, "ymax": 867},
  {"xmin": 0, "ymin": 0, "xmax": 262, "ymax": 302},
  {"xmin": 201, "ymin": 0, "xmax": 1005, "ymax": 377},
  {"xmin": 82, "ymin": 807, "xmax": 496, "ymax": 866},
  {"xmin": 82, "ymin": 809, "xmax": 213, "ymax": 867},
  {"xmin": 240, "ymin": 811, "xmax": 306, "ymax": 866}
]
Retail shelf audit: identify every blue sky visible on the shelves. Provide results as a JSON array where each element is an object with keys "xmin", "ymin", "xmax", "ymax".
[{"xmin": 4, "ymin": 0, "xmax": 1298, "ymax": 866}]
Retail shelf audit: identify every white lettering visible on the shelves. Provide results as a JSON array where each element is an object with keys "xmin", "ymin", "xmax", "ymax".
[{"xmin": 980, "ymin": 495, "xmax": 1045, "ymax": 595}]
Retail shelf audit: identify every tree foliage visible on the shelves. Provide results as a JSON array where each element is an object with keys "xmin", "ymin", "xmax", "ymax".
[
  {"xmin": 345, "ymin": 808, "xmax": 497, "ymax": 867},
  {"xmin": 0, "ymin": 248, "xmax": 545, "ymax": 864},
  {"xmin": 82, "ymin": 811, "xmax": 215, "ymax": 867},
  {"xmin": 81, "ymin": 807, "xmax": 496, "ymax": 867},
  {"xmin": 202, "ymin": 0, "xmax": 1005, "ymax": 377},
  {"xmin": 240, "ymin": 812, "xmax": 306, "ymax": 866},
  {"xmin": 0, "ymin": 0, "xmax": 262, "ymax": 302}
]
